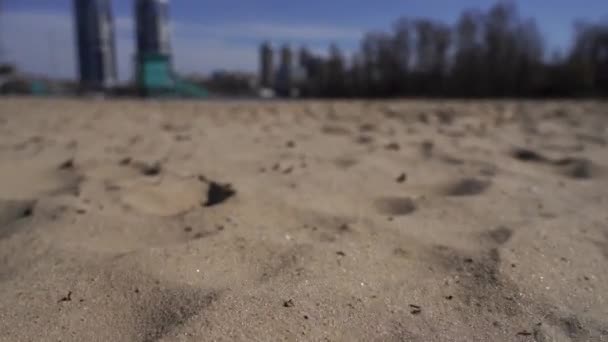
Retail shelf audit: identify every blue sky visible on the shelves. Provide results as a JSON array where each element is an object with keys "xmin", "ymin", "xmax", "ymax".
[{"xmin": 1, "ymin": 0, "xmax": 606, "ymax": 80}]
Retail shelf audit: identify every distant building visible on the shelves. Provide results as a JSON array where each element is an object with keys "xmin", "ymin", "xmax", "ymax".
[
  {"xmin": 276, "ymin": 45, "xmax": 293, "ymax": 96},
  {"xmin": 298, "ymin": 47, "xmax": 311, "ymax": 72},
  {"xmin": 135, "ymin": 0, "xmax": 171, "ymax": 59},
  {"xmin": 134, "ymin": 0, "xmax": 173, "ymax": 95},
  {"xmin": 208, "ymin": 70, "xmax": 257, "ymax": 95},
  {"xmin": 297, "ymin": 47, "xmax": 311, "ymax": 87},
  {"xmin": 259, "ymin": 42, "xmax": 274, "ymax": 89},
  {"xmin": 73, "ymin": 0, "xmax": 118, "ymax": 90}
]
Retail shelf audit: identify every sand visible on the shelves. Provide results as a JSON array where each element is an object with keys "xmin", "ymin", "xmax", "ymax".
[{"xmin": 0, "ymin": 98, "xmax": 607, "ymax": 341}]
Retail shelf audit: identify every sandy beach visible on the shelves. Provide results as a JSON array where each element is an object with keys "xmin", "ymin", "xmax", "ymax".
[{"xmin": 0, "ymin": 98, "xmax": 607, "ymax": 341}]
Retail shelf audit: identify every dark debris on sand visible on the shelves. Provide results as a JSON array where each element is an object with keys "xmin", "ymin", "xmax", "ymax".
[
  {"xmin": 139, "ymin": 162, "xmax": 162, "ymax": 177},
  {"xmin": 21, "ymin": 204, "xmax": 34, "ymax": 218},
  {"xmin": 58, "ymin": 159, "xmax": 75, "ymax": 170},
  {"xmin": 396, "ymin": 173, "xmax": 407, "ymax": 183},
  {"xmin": 58, "ymin": 291, "xmax": 72, "ymax": 303},
  {"xmin": 204, "ymin": 182, "xmax": 236, "ymax": 207},
  {"xmin": 409, "ymin": 304, "xmax": 422, "ymax": 315},
  {"xmin": 511, "ymin": 148, "xmax": 547, "ymax": 162}
]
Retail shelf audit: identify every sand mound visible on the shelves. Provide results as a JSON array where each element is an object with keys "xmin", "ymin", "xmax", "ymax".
[{"xmin": 121, "ymin": 176, "xmax": 204, "ymax": 217}]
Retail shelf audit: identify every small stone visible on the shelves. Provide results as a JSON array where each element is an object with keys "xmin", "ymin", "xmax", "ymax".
[{"xmin": 59, "ymin": 159, "xmax": 75, "ymax": 170}]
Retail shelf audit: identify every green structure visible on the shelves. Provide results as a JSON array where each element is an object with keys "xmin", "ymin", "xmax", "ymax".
[
  {"xmin": 137, "ymin": 53, "xmax": 173, "ymax": 95},
  {"xmin": 30, "ymin": 81, "xmax": 49, "ymax": 95},
  {"xmin": 137, "ymin": 53, "xmax": 207, "ymax": 98}
]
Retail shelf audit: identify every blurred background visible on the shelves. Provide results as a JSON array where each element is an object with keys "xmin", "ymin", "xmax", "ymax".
[{"xmin": 0, "ymin": 0, "xmax": 606, "ymax": 98}]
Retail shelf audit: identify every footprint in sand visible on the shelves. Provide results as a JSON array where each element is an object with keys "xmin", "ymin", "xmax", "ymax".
[
  {"xmin": 0, "ymin": 159, "xmax": 82, "ymax": 201},
  {"xmin": 375, "ymin": 197, "xmax": 417, "ymax": 216},
  {"xmin": 0, "ymin": 199, "xmax": 36, "ymax": 239},
  {"xmin": 0, "ymin": 159, "xmax": 81, "ymax": 239},
  {"xmin": 486, "ymin": 226, "xmax": 514, "ymax": 245},
  {"xmin": 554, "ymin": 158, "xmax": 594, "ymax": 180},
  {"xmin": 444, "ymin": 178, "xmax": 491, "ymax": 197},
  {"xmin": 511, "ymin": 147, "xmax": 598, "ymax": 180},
  {"xmin": 120, "ymin": 176, "xmax": 204, "ymax": 217}
]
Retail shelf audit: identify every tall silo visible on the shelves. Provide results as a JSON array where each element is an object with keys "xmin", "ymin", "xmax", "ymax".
[
  {"xmin": 135, "ymin": 0, "xmax": 171, "ymax": 59},
  {"xmin": 259, "ymin": 42, "xmax": 274, "ymax": 89},
  {"xmin": 135, "ymin": 0, "xmax": 173, "ymax": 95},
  {"xmin": 276, "ymin": 44, "xmax": 293, "ymax": 96},
  {"xmin": 73, "ymin": 0, "xmax": 117, "ymax": 90}
]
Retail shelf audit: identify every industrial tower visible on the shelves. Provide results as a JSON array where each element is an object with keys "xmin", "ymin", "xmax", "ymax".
[{"xmin": 73, "ymin": 0, "xmax": 118, "ymax": 90}]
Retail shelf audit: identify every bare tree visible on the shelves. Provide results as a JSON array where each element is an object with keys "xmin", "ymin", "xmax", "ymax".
[
  {"xmin": 392, "ymin": 18, "xmax": 413, "ymax": 93},
  {"xmin": 452, "ymin": 10, "xmax": 484, "ymax": 96},
  {"xmin": 569, "ymin": 21, "xmax": 608, "ymax": 94},
  {"xmin": 289, "ymin": 0, "xmax": 607, "ymax": 98},
  {"xmin": 328, "ymin": 43, "xmax": 346, "ymax": 96},
  {"xmin": 361, "ymin": 31, "xmax": 394, "ymax": 96},
  {"xmin": 482, "ymin": 1, "xmax": 520, "ymax": 95},
  {"xmin": 514, "ymin": 19, "xmax": 544, "ymax": 95}
]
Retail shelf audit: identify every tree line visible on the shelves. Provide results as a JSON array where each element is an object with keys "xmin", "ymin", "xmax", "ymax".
[{"xmin": 296, "ymin": 1, "xmax": 608, "ymax": 98}]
